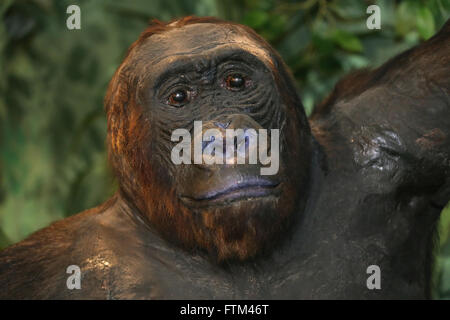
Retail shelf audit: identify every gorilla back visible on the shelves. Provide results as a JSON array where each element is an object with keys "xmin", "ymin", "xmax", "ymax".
[{"xmin": 0, "ymin": 17, "xmax": 449, "ymax": 299}]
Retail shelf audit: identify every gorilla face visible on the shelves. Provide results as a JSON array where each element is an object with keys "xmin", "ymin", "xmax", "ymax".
[{"xmin": 106, "ymin": 20, "xmax": 313, "ymax": 261}]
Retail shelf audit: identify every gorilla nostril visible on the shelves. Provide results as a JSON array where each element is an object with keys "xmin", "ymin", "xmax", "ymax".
[
  {"xmin": 202, "ymin": 135, "xmax": 215, "ymax": 152},
  {"xmin": 214, "ymin": 121, "xmax": 230, "ymax": 129}
]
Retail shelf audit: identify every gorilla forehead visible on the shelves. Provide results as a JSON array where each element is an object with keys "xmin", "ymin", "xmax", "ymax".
[{"xmin": 125, "ymin": 23, "xmax": 276, "ymax": 84}]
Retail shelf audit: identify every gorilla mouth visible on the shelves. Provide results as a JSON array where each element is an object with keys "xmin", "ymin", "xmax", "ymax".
[{"xmin": 180, "ymin": 178, "xmax": 281, "ymax": 207}]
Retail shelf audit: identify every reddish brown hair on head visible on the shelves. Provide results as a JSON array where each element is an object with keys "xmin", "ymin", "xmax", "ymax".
[{"xmin": 123, "ymin": 16, "xmax": 229, "ymax": 62}]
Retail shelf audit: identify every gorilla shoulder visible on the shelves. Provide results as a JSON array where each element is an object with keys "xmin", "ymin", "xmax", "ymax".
[{"xmin": 0, "ymin": 196, "xmax": 131, "ymax": 299}]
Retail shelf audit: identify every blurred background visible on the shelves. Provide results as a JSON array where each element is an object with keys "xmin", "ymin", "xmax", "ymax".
[{"xmin": 0, "ymin": 0, "xmax": 449, "ymax": 298}]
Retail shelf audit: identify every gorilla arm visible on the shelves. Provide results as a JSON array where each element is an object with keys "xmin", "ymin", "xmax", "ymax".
[{"xmin": 312, "ymin": 19, "xmax": 450, "ymax": 208}]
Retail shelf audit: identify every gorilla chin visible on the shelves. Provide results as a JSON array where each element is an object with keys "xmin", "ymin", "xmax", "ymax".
[
  {"xmin": 181, "ymin": 185, "xmax": 299, "ymax": 263},
  {"xmin": 170, "ymin": 164, "xmax": 303, "ymax": 262}
]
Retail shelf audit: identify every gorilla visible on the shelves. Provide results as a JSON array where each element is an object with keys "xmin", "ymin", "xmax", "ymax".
[{"xmin": 0, "ymin": 16, "xmax": 449, "ymax": 299}]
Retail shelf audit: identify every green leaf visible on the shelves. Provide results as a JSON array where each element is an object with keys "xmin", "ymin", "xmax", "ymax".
[
  {"xmin": 395, "ymin": 1, "xmax": 416, "ymax": 36},
  {"xmin": 243, "ymin": 10, "xmax": 269, "ymax": 29},
  {"xmin": 332, "ymin": 30, "xmax": 363, "ymax": 53},
  {"xmin": 0, "ymin": 228, "xmax": 11, "ymax": 250},
  {"xmin": 416, "ymin": 7, "xmax": 435, "ymax": 40}
]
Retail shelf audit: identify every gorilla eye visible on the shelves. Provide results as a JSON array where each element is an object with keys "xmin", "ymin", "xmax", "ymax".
[
  {"xmin": 168, "ymin": 89, "xmax": 189, "ymax": 107},
  {"xmin": 226, "ymin": 74, "xmax": 245, "ymax": 90}
]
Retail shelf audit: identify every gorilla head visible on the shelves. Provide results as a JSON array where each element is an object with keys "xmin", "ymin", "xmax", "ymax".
[{"xmin": 105, "ymin": 17, "xmax": 313, "ymax": 262}]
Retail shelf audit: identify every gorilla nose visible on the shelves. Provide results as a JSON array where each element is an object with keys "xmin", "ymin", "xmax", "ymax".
[
  {"xmin": 201, "ymin": 127, "xmax": 255, "ymax": 154},
  {"xmin": 193, "ymin": 114, "xmax": 269, "ymax": 166}
]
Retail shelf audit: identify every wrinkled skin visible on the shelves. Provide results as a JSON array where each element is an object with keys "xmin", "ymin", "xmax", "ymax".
[{"xmin": 0, "ymin": 17, "xmax": 449, "ymax": 299}]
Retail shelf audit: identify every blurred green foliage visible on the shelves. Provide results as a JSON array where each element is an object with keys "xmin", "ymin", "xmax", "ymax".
[{"xmin": 0, "ymin": 0, "xmax": 449, "ymax": 298}]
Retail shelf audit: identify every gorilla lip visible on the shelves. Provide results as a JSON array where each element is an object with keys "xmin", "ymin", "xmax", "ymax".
[{"xmin": 180, "ymin": 178, "xmax": 281, "ymax": 206}]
